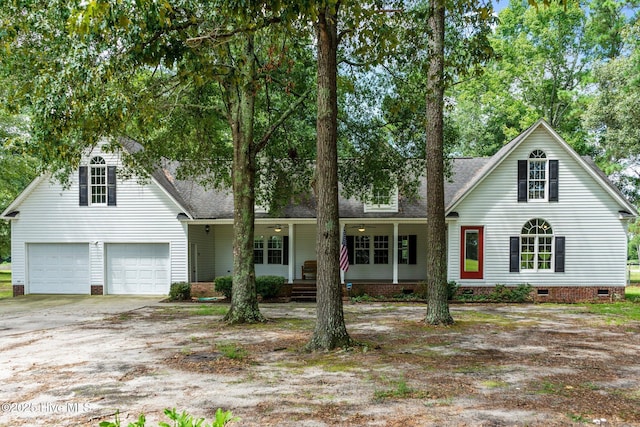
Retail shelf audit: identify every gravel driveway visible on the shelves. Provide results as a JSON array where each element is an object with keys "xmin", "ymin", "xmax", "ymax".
[{"xmin": 1, "ymin": 297, "xmax": 639, "ymax": 427}]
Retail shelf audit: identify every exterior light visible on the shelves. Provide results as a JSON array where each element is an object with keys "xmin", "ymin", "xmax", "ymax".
[
  {"xmin": 205, "ymin": 225, "xmax": 210, "ymax": 234},
  {"xmin": 358, "ymin": 225, "xmax": 365, "ymax": 232},
  {"xmin": 274, "ymin": 225, "xmax": 282, "ymax": 232}
]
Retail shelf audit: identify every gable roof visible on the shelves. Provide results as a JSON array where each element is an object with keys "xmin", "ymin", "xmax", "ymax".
[
  {"xmin": 446, "ymin": 119, "xmax": 638, "ymax": 216},
  {"xmin": 3, "ymin": 120, "xmax": 636, "ymax": 221}
]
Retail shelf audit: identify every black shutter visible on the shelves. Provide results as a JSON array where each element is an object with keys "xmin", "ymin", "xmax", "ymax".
[
  {"xmin": 509, "ymin": 236, "xmax": 520, "ymax": 272},
  {"xmin": 282, "ymin": 236, "xmax": 289, "ymax": 265},
  {"xmin": 107, "ymin": 166, "xmax": 117, "ymax": 206},
  {"xmin": 555, "ymin": 236, "xmax": 565, "ymax": 272},
  {"xmin": 408, "ymin": 235, "xmax": 417, "ymax": 265},
  {"xmin": 518, "ymin": 160, "xmax": 527, "ymax": 202},
  {"xmin": 79, "ymin": 166, "xmax": 88, "ymax": 206},
  {"xmin": 346, "ymin": 235, "xmax": 354, "ymax": 264},
  {"xmin": 549, "ymin": 160, "xmax": 558, "ymax": 202}
]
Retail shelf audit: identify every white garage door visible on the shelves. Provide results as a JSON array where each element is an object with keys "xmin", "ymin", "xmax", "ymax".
[
  {"xmin": 107, "ymin": 244, "xmax": 170, "ymax": 295},
  {"xmin": 28, "ymin": 243, "xmax": 90, "ymax": 294}
]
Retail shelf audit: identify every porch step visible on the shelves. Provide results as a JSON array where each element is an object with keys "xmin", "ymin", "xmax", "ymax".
[{"xmin": 291, "ymin": 283, "xmax": 317, "ymax": 302}]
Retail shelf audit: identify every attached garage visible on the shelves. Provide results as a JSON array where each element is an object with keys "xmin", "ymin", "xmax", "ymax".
[
  {"xmin": 28, "ymin": 243, "xmax": 90, "ymax": 294},
  {"xmin": 106, "ymin": 243, "xmax": 170, "ymax": 295}
]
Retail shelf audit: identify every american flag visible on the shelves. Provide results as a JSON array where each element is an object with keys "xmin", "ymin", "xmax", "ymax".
[{"xmin": 339, "ymin": 226, "xmax": 349, "ymax": 272}]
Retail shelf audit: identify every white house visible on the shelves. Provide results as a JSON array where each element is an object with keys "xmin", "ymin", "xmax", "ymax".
[{"xmin": 2, "ymin": 119, "xmax": 636, "ymax": 302}]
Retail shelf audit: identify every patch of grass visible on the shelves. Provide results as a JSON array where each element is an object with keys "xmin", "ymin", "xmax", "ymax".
[
  {"xmin": 0, "ymin": 270, "xmax": 11, "ymax": 299},
  {"xmin": 192, "ymin": 305, "xmax": 229, "ymax": 316},
  {"xmin": 217, "ymin": 343, "xmax": 248, "ymax": 361},
  {"xmin": 373, "ymin": 376, "xmax": 429, "ymax": 401},
  {"xmin": 626, "ymin": 286, "xmax": 640, "ymax": 302},
  {"xmin": 481, "ymin": 380, "xmax": 509, "ymax": 389},
  {"xmin": 579, "ymin": 301, "xmax": 640, "ymax": 323},
  {"xmin": 567, "ymin": 413, "xmax": 591, "ymax": 423}
]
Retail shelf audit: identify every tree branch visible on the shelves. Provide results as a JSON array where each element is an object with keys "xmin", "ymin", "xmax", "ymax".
[{"xmin": 255, "ymin": 87, "xmax": 313, "ymax": 152}]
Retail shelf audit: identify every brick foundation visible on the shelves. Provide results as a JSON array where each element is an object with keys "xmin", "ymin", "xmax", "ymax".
[
  {"xmin": 456, "ymin": 286, "xmax": 625, "ymax": 303},
  {"xmin": 90, "ymin": 285, "xmax": 103, "ymax": 295},
  {"xmin": 344, "ymin": 283, "xmax": 419, "ymax": 298},
  {"xmin": 13, "ymin": 285, "xmax": 24, "ymax": 297}
]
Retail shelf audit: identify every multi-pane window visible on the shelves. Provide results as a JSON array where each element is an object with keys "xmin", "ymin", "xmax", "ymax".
[
  {"xmin": 398, "ymin": 235, "xmax": 410, "ymax": 264},
  {"xmin": 267, "ymin": 235, "xmax": 283, "ymax": 264},
  {"xmin": 90, "ymin": 156, "xmax": 107, "ymax": 205},
  {"xmin": 254, "ymin": 237, "xmax": 264, "ymax": 264},
  {"xmin": 373, "ymin": 236, "xmax": 389, "ymax": 264},
  {"xmin": 354, "ymin": 235, "xmax": 370, "ymax": 264},
  {"xmin": 520, "ymin": 218, "xmax": 553, "ymax": 271},
  {"xmin": 528, "ymin": 150, "xmax": 547, "ymax": 200}
]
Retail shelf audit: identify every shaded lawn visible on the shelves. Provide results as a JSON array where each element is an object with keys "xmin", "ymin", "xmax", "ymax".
[{"xmin": 0, "ymin": 270, "xmax": 11, "ymax": 299}]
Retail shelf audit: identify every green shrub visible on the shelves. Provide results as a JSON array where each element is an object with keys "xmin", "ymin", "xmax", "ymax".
[
  {"xmin": 214, "ymin": 275, "xmax": 284, "ymax": 300},
  {"xmin": 256, "ymin": 275, "xmax": 284, "ymax": 299},
  {"xmin": 99, "ymin": 407, "xmax": 239, "ymax": 427},
  {"xmin": 214, "ymin": 276, "xmax": 233, "ymax": 299},
  {"xmin": 489, "ymin": 284, "xmax": 532, "ymax": 302},
  {"xmin": 454, "ymin": 283, "xmax": 532, "ymax": 303},
  {"xmin": 169, "ymin": 282, "xmax": 191, "ymax": 301}
]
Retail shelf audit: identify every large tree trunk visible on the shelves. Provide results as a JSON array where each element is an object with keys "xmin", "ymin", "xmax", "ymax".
[
  {"xmin": 425, "ymin": 0, "xmax": 453, "ymax": 326},
  {"xmin": 225, "ymin": 34, "xmax": 265, "ymax": 324},
  {"xmin": 306, "ymin": 4, "xmax": 352, "ymax": 351}
]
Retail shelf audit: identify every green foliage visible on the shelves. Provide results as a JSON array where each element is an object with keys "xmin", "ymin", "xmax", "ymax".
[
  {"xmin": 99, "ymin": 408, "xmax": 239, "ymax": 427},
  {"xmin": 169, "ymin": 282, "xmax": 191, "ymax": 301},
  {"xmin": 217, "ymin": 343, "xmax": 248, "ymax": 361},
  {"xmin": 214, "ymin": 276, "xmax": 233, "ymax": 299},
  {"xmin": 0, "ymin": 269, "xmax": 12, "ymax": 299},
  {"xmin": 255, "ymin": 275, "xmax": 284, "ymax": 299},
  {"xmin": 455, "ymin": 284, "xmax": 533, "ymax": 303},
  {"xmin": 215, "ymin": 275, "xmax": 283, "ymax": 300}
]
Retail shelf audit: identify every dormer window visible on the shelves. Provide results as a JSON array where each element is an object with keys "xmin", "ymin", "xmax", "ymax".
[
  {"xmin": 79, "ymin": 157, "xmax": 117, "ymax": 207},
  {"xmin": 528, "ymin": 150, "xmax": 547, "ymax": 200},
  {"xmin": 364, "ymin": 185, "xmax": 398, "ymax": 213},
  {"xmin": 517, "ymin": 150, "xmax": 558, "ymax": 202}
]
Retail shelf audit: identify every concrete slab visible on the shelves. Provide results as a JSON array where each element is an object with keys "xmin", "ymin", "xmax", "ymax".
[{"xmin": 0, "ymin": 295, "xmax": 164, "ymax": 337}]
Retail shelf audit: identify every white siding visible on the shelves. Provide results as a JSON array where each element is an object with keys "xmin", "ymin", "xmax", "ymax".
[
  {"xmin": 10, "ymin": 145, "xmax": 188, "ymax": 293},
  {"xmin": 188, "ymin": 225, "xmax": 216, "ymax": 281},
  {"xmin": 448, "ymin": 127, "xmax": 629, "ymax": 288},
  {"xmin": 214, "ymin": 225, "xmax": 234, "ymax": 278}
]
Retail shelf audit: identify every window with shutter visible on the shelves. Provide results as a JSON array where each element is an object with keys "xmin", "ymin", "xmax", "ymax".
[{"xmin": 517, "ymin": 151, "xmax": 558, "ymax": 202}]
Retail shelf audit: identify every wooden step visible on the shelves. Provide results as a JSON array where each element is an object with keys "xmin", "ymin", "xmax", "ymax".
[{"xmin": 291, "ymin": 283, "xmax": 317, "ymax": 302}]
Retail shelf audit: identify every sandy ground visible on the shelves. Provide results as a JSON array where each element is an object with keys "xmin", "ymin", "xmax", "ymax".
[{"xmin": 1, "ymin": 298, "xmax": 640, "ymax": 426}]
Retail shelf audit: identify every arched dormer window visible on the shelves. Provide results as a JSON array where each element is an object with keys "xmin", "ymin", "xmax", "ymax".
[
  {"xmin": 517, "ymin": 151, "xmax": 559, "ymax": 202},
  {"xmin": 79, "ymin": 156, "xmax": 117, "ymax": 207},
  {"xmin": 528, "ymin": 150, "xmax": 547, "ymax": 200}
]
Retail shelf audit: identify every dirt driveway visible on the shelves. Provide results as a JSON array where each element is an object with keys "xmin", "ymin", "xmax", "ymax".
[{"xmin": 1, "ymin": 297, "xmax": 640, "ymax": 427}]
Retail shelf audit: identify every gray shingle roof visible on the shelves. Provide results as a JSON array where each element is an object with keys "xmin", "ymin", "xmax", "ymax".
[
  {"xmin": 154, "ymin": 156, "xmax": 490, "ymax": 220},
  {"xmin": 120, "ymin": 118, "xmax": 636, "ymax": 220}
]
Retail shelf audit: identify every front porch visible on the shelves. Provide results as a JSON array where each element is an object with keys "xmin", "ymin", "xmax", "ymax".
[{"xmin": 190, "ymin": 280, "xmax": 424, "ymax": 302}]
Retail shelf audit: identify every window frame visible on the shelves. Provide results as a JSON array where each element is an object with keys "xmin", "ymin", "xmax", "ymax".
[
  {"xmin": 527, "ymin": 150, "xmax": 548, "ymax": 201},
  {"xmin": 254, "ymin": 236, "xmax": 264, "ymax": 264},
  {"xmin": 354, "ymin": 235, "xmax": 370, "ymax": 265},
  {"xmin": 460, "ymin": 226, "xmax": 484, "ymax": 279},
  {"xmin": 267, "ymin": 235, "xmax": 283, "ymax": 265},
  {"xmin": 90, "ymin": 156, "xmax": 107, "ymax": 206},
  {"xmin": 373, "ymin": 235, "xmax": 389, "ymax": 264},
  {"xmin": 520, "ymin": 219, "xmax": 554, "ymax": 272}
]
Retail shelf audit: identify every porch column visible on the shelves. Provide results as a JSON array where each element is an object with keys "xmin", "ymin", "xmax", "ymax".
[
  {"xmin": 393, "ymin": 222, "xmax": 399, "ymax": 284},
  {"xmin": 288, "ymin": 223, "xmax": 295, "ymax": 283}
]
